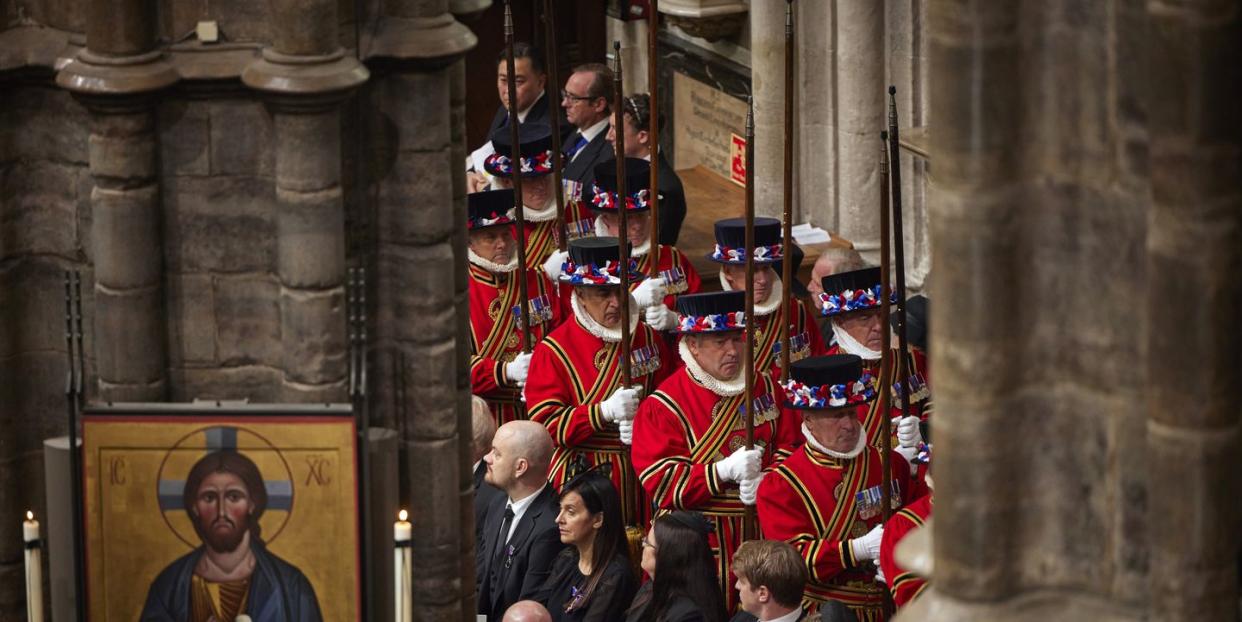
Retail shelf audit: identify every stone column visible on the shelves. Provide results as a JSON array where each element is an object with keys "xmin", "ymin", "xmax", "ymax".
[
  {"xmin": 1145, "ymin": 1, "xmax": 1242, "ymax": 619},
  {"xmin": 832, "ymin": 0, "xmax": 884, "ymax": 262},
  {"xmin": 364, "ymin": 1, "xmax": 476, "ymax": 620},
  {"xmin": 57, "ymin": 0, "xmax": 179, "ymax": 402},
  {"xmin": 242, "ymin": 0, "xmax": 368, "ymax": 403},
  {"xmin": 749, "ymin": 0, "xmax": 788, "ymax": 220}
]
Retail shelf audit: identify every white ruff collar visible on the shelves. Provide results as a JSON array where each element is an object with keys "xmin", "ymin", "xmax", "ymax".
[
  {"xmin": 593, "ymin": 215, "xmax": 652, "ymax": 257},
  {"xmin": 831, "ymin": 320, "xmax": 881, "ymax": 360},
  {"xmin": 571, "ymin": 290, "xmax": 640, "ymax": 343},
  {"xmin": 678, "ymin": 340, "xmax": 745, "ymax": 397},
  {"xmin": 802, "ymin": 422, "xmax": 866, "ymax": 459},
  {"xmin": 524, "ymin": 195, "xmax": 558, "ymax": 222},
  {"xmin": 468, "ymin": 248, "xmax": 518, "ymax": 274},
  {"xmin": 718, "ymin": 270, "xmax": 783, "ymax": 317}
]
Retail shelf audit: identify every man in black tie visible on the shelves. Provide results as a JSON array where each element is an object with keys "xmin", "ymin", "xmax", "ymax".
[
  {"xmin": 478, "ymin": 420, "xmax": 564, "ymax": 620},
  {"xmin": 560, "ymin": 63, "xmax": 615, "ymax": 192},
  {"xmin": 468, "ymin": 42, "xmax": 564, "ymax": 192},
  {"xmin": 472, "ymin": 395, "xmax": 504, "ymax": 533}
]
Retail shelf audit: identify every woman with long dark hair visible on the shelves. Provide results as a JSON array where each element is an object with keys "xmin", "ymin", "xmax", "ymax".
[
  {"xmin": 536, "ymin": 471, "xmax": 638, "ymax": 622},
  {"xmin": 626, "ymin": 512, "xmax": 727, "ymax": 622}
]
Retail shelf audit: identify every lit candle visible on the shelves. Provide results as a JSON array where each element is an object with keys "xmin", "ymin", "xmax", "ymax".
[
  {"xmin": 24, "ymin": 511, "xmax": 43, "ymax": 622},
  {"xmin": 394, "ymin": 510, "xmax": 412, "ymax": 622}
]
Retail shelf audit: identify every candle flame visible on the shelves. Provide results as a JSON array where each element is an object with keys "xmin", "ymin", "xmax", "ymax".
[
  {"xmin": 26, "ymin": 511, "xmax": 33, "ymax": 521},
  {"xmin": 398, "ymin": 509, "xmax": 408, "ymax": 522}
]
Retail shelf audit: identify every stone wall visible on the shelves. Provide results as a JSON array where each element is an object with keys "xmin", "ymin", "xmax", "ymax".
[{"xmin": 0, "ymin": 0, "xmax": 480, "ymax": 619}]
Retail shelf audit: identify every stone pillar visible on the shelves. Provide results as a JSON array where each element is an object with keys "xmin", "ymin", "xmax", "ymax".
[
  {"xmin": 749, "ymin": 0, "xmax": 788, "ymax": 220},
  {"xmin": 832, "ymin": 0, "xmax": 884, "ymax": 262},
  {"xmin": 242, "ymin": 0, "xmax": 369, "ymax": 403},
  {"xmin": 1145, "ymin": 1, "xmax": 1242, "ymax": 619},
  {"xmin": 57, "ymin": 0, "xmax": 178, "ymax": 402},
  {"xmin": 364, "ymin": 1, "xmax": 476, "ymax": 620}
]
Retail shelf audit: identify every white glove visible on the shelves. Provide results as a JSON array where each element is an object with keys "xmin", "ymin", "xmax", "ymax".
[
  {"xmin": 849, "ymin": 524, "xmax": 884, "ymax": 562},
  {"xmin": 892, "ymin": 416, "xmax": 923, "ymax": 448},
  {"xmin": 738, "ymin": 472, "xmax": 765, "ymax": 505},
  {"xmin": 618, "ymin": 418, "xmax": 634, "ymax": 445},
  {"xmin": 894, "ymin": 445, "xmax": 919, "ymax": 466},
  {"xmin": 643, "ymin": 303, "xmax": 679, "ymax": 331},
  {"xmin": 873, "ymin": 559, "xmax": 887, "ymax": 585},
  {"xmin": 714, "ymin": 447, "xmax": 762, "ymax": 483},
  {"xmin": 631, "ymin": 277, "xmax": 666, "ymax": 309},
  {"xmin": 504, "ymin": 352, "xmax": 532, "ymax": 385},
  {"xmin": 543, "ymin": 250, "xmax": 569, "ymax": 281},
  {"xmin": 601, "ymin": 386, "xmax": 641, "ymax": 423}
]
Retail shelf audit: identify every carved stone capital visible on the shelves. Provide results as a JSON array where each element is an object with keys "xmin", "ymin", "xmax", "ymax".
[
  {"xmin": 365, "ymin": 13, "xmax": 478, "ymax": 71},
  {"xmin": 242, "ymin": 47, "xmax": 370, "ymax": 111},
  {"xmin": 660, "ymin": 0, "xmax": 747, "ymax": 42},
  {"xmin": 55, "ymin": 49, "xmax": 178, "ymax": 102},
  {"xmin": 449, "ymin": 0, "xmax": 492, "ymax": 21}
]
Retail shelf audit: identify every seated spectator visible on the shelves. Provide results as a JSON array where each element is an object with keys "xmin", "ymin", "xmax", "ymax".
[
  {"xmin": 626, "ymin": 512, "xmax": 727, "ymax": 622},
  {"xmin": 506, "ymin": 600, "xmax": 555, "ymax": 622},
  {"xmin": 478, "ymin": 421, "xmax": 567, "ymax": 621},
  {"xmin": 536, "ymin": 470, "xmax": 638, "ymax": 622},
  {"xmin": 474, "ymin": 395, "xmax": 504, "ymax": 532},
  {"xmin": 729, "ymin": 540, "xmax": 856, "ymax": 622}
]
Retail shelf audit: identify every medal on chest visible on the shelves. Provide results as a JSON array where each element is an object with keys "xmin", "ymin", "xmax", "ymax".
[
  {"xmin": 658, "ymin": 266, "xmax": 689, "ymax": 295},
  {"xmin": 772, "ymin": 330, "xmax": 812, "ymax": 363},
  {"xmin": 854, "ymin": 479, "xmax": 902, "ymax": 521},
  {"xmin": 512, "ymin": 294, "xmax": 554, "ymax": 328},
  {"xmin": 629, "ymin": 344, "xmax": 661, "ymax": 377},
  {"xmin": 892, "ymin": 372, "xmax": 930, "ymax": 409}
]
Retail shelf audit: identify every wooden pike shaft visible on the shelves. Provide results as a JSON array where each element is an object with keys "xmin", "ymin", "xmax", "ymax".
[
  {"xmin": 743, "ymin": 96, "xmax": 757, "ymax": 541},
  {"xmin": 505, "ymin": 0, "xmax": 533, "ymax": 353},
  {"xmin": 543, "ymin": 0, "xmax": 568, "ymax": 252},
  {"xmin": 886, "ymin": 87, "xmax": 913, "ymax": 423},
  {"xmin": 878, "ymin": 132, "xmax": 893, "ymax": 523},
  {"xmin": 613, "ymin": 42, "xmax": 633, "ymax": 385},
  {"xmin": 779, "ymin": 0, "xmax": 795, "ymax": 382},
  {"xmin": 647, "ymin": 0, "xmax": 660, "ymax": 275}
]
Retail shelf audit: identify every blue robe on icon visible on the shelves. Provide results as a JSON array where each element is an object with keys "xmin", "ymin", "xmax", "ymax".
[{"xmin": 140, "ymin": 538, "xmax": 323, "ymax": 622}]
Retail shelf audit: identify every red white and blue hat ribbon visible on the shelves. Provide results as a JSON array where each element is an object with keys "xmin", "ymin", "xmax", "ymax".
[
  {"xmin": 818, "ymin": 284, "xmax": 896, "ymax": 316},
  {"xmin": 783, "ymin": 372, "xmax": 877, "ymax": 409},
  {"xmin": 591, "ymin": 185, "xmax": 654, "ymax": 211},
  {"xmin": 559, "ymin": 258, "xmax": 642, "ymax": 286},
  {"xmin": 484, "ymin": 150, "xmax": 555, "ymax": 177},
  {"xmin": 711, "ymin": 243, "xmax": 783, "ymax": 263},
  {"xmin": 468, "ymin": 209, "xmax": 515, "ymax": 230},
  {"xmin": 676, "ymin": 311, "xmax": 746, "ymax": 333}
]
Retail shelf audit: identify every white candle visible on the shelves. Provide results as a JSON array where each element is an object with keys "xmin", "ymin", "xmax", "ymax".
[
  {"xmin": 24, "ymin": 511, "xmax": 43, "ymax": 622},
  {"xmin": 394, "ymin": 510, "xmax": 412, "ymax": 622}
]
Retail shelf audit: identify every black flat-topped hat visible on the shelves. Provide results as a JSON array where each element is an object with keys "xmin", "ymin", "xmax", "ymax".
[
  {"xmin": 674, "ymin": 291, "xmax": 746, "ymax": 334},
  {"xmin": 817, "ymin": 266, "xmax": 892, "ymax": 317},
  {"xmin": 783, "ymin": 354, "xmax": 877, "ymax": 410},
  {"xmin": 894, "ymin": 295, "xmax": 929, "ymax": 352},
  {"xmin": 485, "ymin": 122, "xmax": 556, "ymax": 178},
  {"xmin": 558, "ymin": 236, "xmax": 645, "ymax": 287},
  {"xmin": 773, "ymin": 243, "xmax": 809, "ymax": 297},
  {"xmin": 708, "ymin": 217, "xmax": 784, "ymax": 264},
  {"xmin": 466, "ymin": 189, "xmax": 516, "ymax": 231},
  {"xmin": 590, "ymin": 158, "xmax": 656, "ymax": 213}
]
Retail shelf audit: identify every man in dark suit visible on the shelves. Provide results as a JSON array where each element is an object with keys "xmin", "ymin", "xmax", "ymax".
[
  {"xmin": 472, "ymin": 396, "xmax": 504, "ymax": 532},
  {"xmin": 560, "ymin": 63, "xmax": 615, "ymax": 193},
  {"xmin": 477, "ymin": 420, "xmax": 564, "ymax": 621},
  {"xmin": 730, "ymin": 540, "xmax": 858, "ymax": 622},
  {"xmin": 468, "ymin": 42, "xmax": 567, "ymax": 191},
  {"xmin": 606, "ymin": 92, "xmax": 688, "ymax": 245}
]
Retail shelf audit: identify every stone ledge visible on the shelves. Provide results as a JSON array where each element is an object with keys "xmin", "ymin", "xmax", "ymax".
[
  {"xmin": 0, "ymin": 26, "xmax": 78, "ymax": 73},
  {"xmin": 364, "ymin": 14, "xmax": 477, "ymax": 70}
]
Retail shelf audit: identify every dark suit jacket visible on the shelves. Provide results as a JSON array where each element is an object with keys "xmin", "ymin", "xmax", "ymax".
[
  {"xmin": 563, "ymin": 127, "xmax": 614, "ymax": 192},
  {"xmin": 477, "ymin": 485, "xmax": 566, "ymax": 621},
  {"xmin": 474, "ymin": 461, "xmax": 505, "ymax": 537}
]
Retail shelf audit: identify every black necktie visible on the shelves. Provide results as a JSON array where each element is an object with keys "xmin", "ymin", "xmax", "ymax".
[{"xmin": 493, "ymin": 505, "xmax": 515, "ymax": 563}]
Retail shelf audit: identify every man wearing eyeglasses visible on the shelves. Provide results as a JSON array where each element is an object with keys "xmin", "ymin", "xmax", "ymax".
[{"xmin": 560, "ymin": 63, "xmax": 616, "ymax": 192}]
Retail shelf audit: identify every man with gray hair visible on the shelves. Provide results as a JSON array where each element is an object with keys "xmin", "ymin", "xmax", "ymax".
[
  {"xmin": 478, "ymin": 421, "xmax": 564, "ymax": 621},
  {"xmin": 473, "ymin": 395, "xmax": 504, "ymax": 532},
  {"xmin": 806, "ymin": 247, "xmax": 867, "ymax": 347}
]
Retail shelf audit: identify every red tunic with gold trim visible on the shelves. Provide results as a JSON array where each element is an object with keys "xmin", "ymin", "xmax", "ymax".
[
  {"xmin": 756, "ymin": 444, "xmax": 917, "ymax": 621},
  {"xmin": 517, "ymin": 200, "xmax": 593, "ymax": 270},
  {"xmin": 879, "ymin": 493, "xmax": 932, "ymax": 609},
  {"xmin": 525, "ymin": 312, "xmax": 673, "ymax": 527},
  {"xmin": 469, "ymin": 263, "xmax": 561, "ymax": 425},
  {"xmin": 824, "ymin": 345, "xmax": 930, "ymax": 448},
  {"xmin": 752, "ymin": 300, "xmax": 828, "ymax": 379},
  {"xmin": 631, "ymin": 367, "xmax": 801, "ymax": 611}
]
